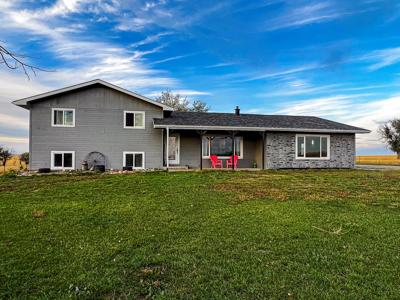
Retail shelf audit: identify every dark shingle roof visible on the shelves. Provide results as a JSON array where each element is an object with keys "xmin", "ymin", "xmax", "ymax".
[{"xmin": 153, "ymin": 112, "xmax": 370, "ymax": 133}]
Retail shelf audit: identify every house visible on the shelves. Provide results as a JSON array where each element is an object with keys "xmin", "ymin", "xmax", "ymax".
[{"xmin": 12, "ymin": 79, "xmax": 370, "ymax": 171}]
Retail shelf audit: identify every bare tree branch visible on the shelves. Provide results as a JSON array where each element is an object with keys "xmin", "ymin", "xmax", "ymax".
[{"xmin": 0, "ymin": 43, "xmax": 52, "ymax": 79}]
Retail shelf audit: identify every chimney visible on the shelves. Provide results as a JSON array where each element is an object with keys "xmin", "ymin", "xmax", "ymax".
[{"xmin": 235, "ymin": 106, "xmax": 240, "ymax": 116}]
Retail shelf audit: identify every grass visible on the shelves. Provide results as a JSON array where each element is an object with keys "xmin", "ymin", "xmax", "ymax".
[
  {"xmin": 1, "ymin": 170, "xmax": 399, "ymax": 299},
  {"xmin": 356, "ymin": 155, "xmax": 400, "ymax": 166}
]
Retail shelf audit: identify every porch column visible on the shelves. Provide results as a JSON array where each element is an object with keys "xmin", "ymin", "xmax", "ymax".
[
  {"xmin": 231, "ymin": 131, "xmax": 237, "ymax": 170},
  {"xmin": 262, "ymin": 131, "xmax": 266, "ymax": 170},
  {"xmin": 200, "ymin": 133, "xmax": 203, "ymax": 170},
  {"xmin": 197, "ymin": 130, "xmax": 206, "ymax": 170},
  {"xmin": 166, "ymin": 127, "xmax": 169, "ymax": 169}
]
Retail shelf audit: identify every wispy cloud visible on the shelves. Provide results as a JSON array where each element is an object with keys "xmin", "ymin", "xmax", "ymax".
[
  {"xmin": 362, "ymin": 47, "xmax": 400, "ymax": 70},
  {"xmin": 146, "ymin": 89, "xmax": 211, "ymax": 98},
  {"xmin": 235, "ymin": 64, "xmax": 320, "ymax": 82},
  {"xmin": 264, "ymin": 2, "xmax": 345, "ymax": 31},
  {"xmin": 115, "ymin": 1, "xmax": 228, "ymax": 32},
  {"xmin": 130, "ymin": 31, "xmax": 174, "ymax": 48},
  {"xmin": 0, "ymin": 1, "xmax": 178, "ymax": 88},
  {"xmin": 256, "ymin": 80, "xmax": 392, "ymax": 98},
  {"xmin": 205, "ymin": 62, "xmax": 236, "ymax": 68},
  {"xmin": 152, "ymin": 53, "xmax": 199, "ymax": 65},
  {"xmin": 272, "ymin": 94, "xmax": 400, "ymax": 149},
  {"xmin": 263, "ymin": 1, "xmax": 376, "ymax": 32}
]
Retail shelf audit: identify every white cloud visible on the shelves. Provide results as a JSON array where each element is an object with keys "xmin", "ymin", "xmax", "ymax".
[
  {"xmin": 114, "ymin": 1, "xmax": 228, "ymax": 32},
  {"xmin": 0, "ymin": 71, "xmax": 51, "ymax": 153},
  {"xmin": 264, "ymin": 2, "xmax": 344, "ymax": 31},
  {"xmin": 130, "ymin": 31, "xmax": 173, "ymax": 48},
  {"xmin": 0, "ymin": 1, "xmax": 180, "ymax": 89},
  {"xmin": 270, "ymin": 94, "xmax": 400, "ymax": 149},
  {"xmin": 235, "ymin": 64, "xmax": 320, "ymax": 82},
  {"xmin": 0, "ymin": 136, "xmax": 28, "ymax": 144},
  {"xmin": 205, "ymin": 62, "xmax": 236, "ymax": 68},
  {"xmin": 146, "ymin": 89, "xmax": 211, "ymax": 98},
  {"xmin": 151, "ymin": 53, "xmax": 198, "ymax": 65},
  {"xmin": 362, "ymin": 47, "xmax": 400, "ymax": 71}
]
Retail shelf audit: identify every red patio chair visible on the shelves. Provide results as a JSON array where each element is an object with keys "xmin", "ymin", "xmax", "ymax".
[
  {"xmin": 226, "ymin": 155, "xmax": 239, "ymax": 169},
  {"xmin": 210, "ymin": 155, "xmax": 223, "ymax": 168}
]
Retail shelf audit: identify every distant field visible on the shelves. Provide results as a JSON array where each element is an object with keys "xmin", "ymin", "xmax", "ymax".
[
  {"xmin": 0, "ymin": 156, "xmax": 27, "ymax": 174},
  {"xmin": 356, "ymin": 155, "xmax": 400, "ymax": 166},
  {"xmin": 2, "ymin": 155, "xmax": 399, "ymax": 173}
]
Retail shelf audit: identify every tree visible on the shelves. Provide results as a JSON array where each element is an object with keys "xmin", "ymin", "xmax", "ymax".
[
  {"xmin": 191, "ymin": 100, "xmax": 210, "ymax": 112},
  {"xmin": 379, "ymin": 119, "xmax": 400, "ymax": 159},
  {"xmin": 0, "ymin": 42, "xmax": 49, "ymax": 79},
  {"xmin": 20, "ymin": 152, "xmax": 29, "ymax": 170},
  {"xmin": 156, "ymin": 90, "xmax": 210, "ymax": 112},
  {"xmin": 0, "ymin": 146, "xmax": 13, "ymax": 173}
]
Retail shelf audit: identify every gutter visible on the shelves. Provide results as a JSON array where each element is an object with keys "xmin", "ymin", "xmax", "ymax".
[{"xmin": 153, "ymin": 124, "xmax": 371, "ymax": 134}]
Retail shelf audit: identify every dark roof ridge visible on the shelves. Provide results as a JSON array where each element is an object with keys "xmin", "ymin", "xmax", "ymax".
[{"xmin": 171, "ymin": 111, "xmax": 320, "ymax": 118}]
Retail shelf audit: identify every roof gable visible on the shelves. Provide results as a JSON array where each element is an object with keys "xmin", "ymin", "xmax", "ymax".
[{"xmin": 12, "ymin": 79, "xmax": 173, "ymax": 111}]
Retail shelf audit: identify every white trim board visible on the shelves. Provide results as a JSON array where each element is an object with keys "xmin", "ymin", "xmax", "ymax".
[{"xmin": 153, "ymin": 123, "xmax": 370, "ymax": 134}]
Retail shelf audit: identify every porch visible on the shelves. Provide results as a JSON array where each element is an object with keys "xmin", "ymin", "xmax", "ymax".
[{"xmin": 162, "ymin": 129, "xmax": 266, "ymax": 170}]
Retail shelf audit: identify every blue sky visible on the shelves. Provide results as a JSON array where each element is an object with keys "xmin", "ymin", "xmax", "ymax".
[{"xmin": 1, "ymin": 0, "xmax": 400, "ymax": 154}]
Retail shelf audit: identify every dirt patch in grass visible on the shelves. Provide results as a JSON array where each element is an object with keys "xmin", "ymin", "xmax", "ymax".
[
  {"xmin": 213, "ymin": 171, "xmax": 400, "ymax": 204},
  {"xmin": 32, "ymin": 209, "xmax": 47, "ymax": 218},
  {"xmin": 215, "ymin": 183, "xmax": 289, "ymax": 202},
  {"xmin": 137, "ymin": 265, "xmax": 167, "ymax": 298}
]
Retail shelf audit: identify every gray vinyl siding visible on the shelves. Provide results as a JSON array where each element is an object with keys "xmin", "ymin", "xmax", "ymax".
[
  {"xmin": 178, "ymin": 132, "xmax": 201, "ymax": 167},
  {"xmin": 29, "ymin": 85, "xmax": 163, "ymax": 170},
  {"xmin": 265, "ymin": 132, "xmax": 355, "ymax": 169},
  {"xmin": 176, "ymin": 132, "xmax": 263, "ymax": 169}
]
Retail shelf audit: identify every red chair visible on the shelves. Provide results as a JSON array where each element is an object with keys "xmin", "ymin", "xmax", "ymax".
[
  {"xmin": 226, "ymin": 155, "xmax": 238, "ymax": 169},
  {"xmin": 210, "ymin": 155, "xmax": 223, "ymax": 168}
]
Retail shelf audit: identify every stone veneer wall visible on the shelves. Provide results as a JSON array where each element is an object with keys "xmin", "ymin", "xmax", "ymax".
[{"xmin": 265, "ymin": 132, "xmax": 355, "ymax": 169}]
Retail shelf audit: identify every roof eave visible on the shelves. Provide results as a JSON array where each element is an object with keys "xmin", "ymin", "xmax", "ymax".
[
  {"xmin": 153, "ymin": 124, "xmax": 370, "ymax": 134},
  {"xmin": 12, "ymin": 79, "xmax": 174, "ymax": 111}
]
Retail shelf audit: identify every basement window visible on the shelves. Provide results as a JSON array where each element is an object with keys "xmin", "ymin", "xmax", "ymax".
[
  {"xmin": 296, "ymin": 135, "xmax": 330, "ymax": 159},
  {"xmin": 51, "ymin": 151, "xmax": 75, "ymax": 170},
  {"xmin": 123, "ymin": 152, "xmax": 145, "ymax": 169}
]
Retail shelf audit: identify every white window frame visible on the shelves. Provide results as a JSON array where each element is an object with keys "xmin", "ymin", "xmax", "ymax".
[
  {"xmin": 202, "ymin": 135, "xmax": 243, "ymax": 159},
  {"xmin": 50, "ymin": 151, "xmax": 75, "ymax": 170},
  {"xmin": 295, "ymin": 134, "xmax": 330, "ymax": 160},
  {"xmin": 123, "ymin": 111, "xmax": 145, "ymax": 129},
  {"xmin": 123, "ymin": 151, "xmax": 145, "ymax": 169},
  {"xmin": 51, "ymin": 108, "xmax": 75, "ymax": 127}
]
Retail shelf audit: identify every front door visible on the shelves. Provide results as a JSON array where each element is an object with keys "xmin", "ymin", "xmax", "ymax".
[{"xmin": 168, "ymin": 134, "xmax": 180, "ymax": 165}]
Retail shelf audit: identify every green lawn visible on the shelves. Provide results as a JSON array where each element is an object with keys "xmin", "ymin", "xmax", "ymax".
[{"xmin": 1, "ymin": 170, "xmax": 399, "ymax": 299}]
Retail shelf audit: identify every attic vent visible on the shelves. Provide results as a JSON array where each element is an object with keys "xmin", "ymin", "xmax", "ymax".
[{"xmin": 235, "ymin": 106, "xmax": 240, "ymax": 116}]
